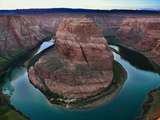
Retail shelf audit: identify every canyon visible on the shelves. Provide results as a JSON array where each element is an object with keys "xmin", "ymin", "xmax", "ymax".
[
  {"xmin": 117, "ymin": 17, "xmax": 160, "ymax": 65},
  {"xmin": 0, "ymin": 10, "xmax": 160, "ymax": 119},
  {"xmin": 28, "ymin": 17, "xmax": 113, "ymax": 100},
  {"xmin": 0, "ymin": 13, "xmax": 160, "ymax": 70}
]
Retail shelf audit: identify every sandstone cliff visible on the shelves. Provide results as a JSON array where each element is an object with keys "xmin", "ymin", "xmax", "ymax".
[
  {"xmin": 117, "ymin": 17, "xmax": 160, "ymax": 65},
  {"xmin": 0, "ymin": 15, "xmax": 60, "ymax": 53},
  {"xmin": 0, "ymin": 13, "xmax": 159, "ymax": 76},
  {"xmin": 28, "ymin": 17, "xmax": 114, "ymax": 99},
  {"xmin": 0, "ymin": 15, "xmax": 60, "ymax": 75}
]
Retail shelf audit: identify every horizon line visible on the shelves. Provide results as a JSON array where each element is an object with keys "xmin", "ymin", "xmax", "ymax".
[{"xmin": 0, "ymin": 7, "xmax": 160, "ymax": 11}]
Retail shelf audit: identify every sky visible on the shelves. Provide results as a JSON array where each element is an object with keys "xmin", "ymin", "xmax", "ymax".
[{"xmin": 0, "ymin": 0, "xmax": 160, "ymax": 10}]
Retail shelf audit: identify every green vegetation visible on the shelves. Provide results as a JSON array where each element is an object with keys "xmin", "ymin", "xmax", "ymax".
[
  {"xmin": 0, "ymin": 106, "xmax": 28, "ymax": 120},
  {"xmin": 0, "ymin": 93, "xmax": 28, "ymax": 120},
  {"xmin": 0, "ymin": 49, "xmax": 34, "ymax": 119},
  {"xmin": 0, "ymin": 48, "xmax": 33, "ymax": 76},
  {"xmin": 68, "ymin": 61, "xmax": 126, "ymax": 108},
  {"xmin": 30, "ymin": 44, "xmax": 127, "ymax": 108},
  {"xmin": 46, "ymin": 61, "xmax": 126, "ymax": 108}
]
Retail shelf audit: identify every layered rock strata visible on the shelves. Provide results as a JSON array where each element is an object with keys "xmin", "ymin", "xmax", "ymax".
[
  {"xmin": 28, "ymin": 17, "xmax": 114, "ymax": 99},
  {"xmin": 117, "ymin": 17, "xmax": 160, "ymax": 65},
  {"xmin": 0, "ymin": 14, "xmax": 160, "ymax": 67}
]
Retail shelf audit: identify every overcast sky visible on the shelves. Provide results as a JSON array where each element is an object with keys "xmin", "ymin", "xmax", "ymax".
[{"xmin": 0, "ymin": 0, "xmax": 160, "ymax": 10}]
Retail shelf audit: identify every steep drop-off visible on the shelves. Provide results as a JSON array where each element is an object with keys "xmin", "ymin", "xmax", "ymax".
[
  {"xmin": 28, "ymin": 17, "xmax": 113, "ymax": 100},
  {"xmin": 0, "ymin": 13, "xmax": 159, "ymax": 76},
  {"xmin": 117, "ymin": 17, "xmax": 160, "ymax": 65}
]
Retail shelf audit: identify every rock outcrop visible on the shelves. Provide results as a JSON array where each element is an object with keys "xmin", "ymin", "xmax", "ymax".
[
  {"xmin": 0, "ymin": 15, "xmax": 60, "ymax": 75},
  {"xmin": 28, "ymin": 17, "xmax": 113, "ymax": 99},
  {"xmin": 56, "ymin": 17, "xmax": 113, "ymax": 69},
  {"xmin": 0, "ymin": 15, "xmax": 60, "ymax": 53},
  {"xmin": 0, "ymin": 13, "xmax": 159, "ymax": 76},
  {"xmin": 117, "ymin": 17, "xmax": 160, "ymax": 65},
  {"xmin": 141, "ymin": 89, "xmax": 160, "ymax": 120}
]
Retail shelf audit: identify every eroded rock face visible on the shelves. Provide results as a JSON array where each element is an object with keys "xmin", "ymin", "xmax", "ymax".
[
  {"xmin": 117, "ymin": 17, "xmax": 160, "ymax": 64},
  {"xmin": 0, "ymin": 15, "xmax": 60, "ymax": 53},
  {"xmin": 0, "ymin": 14, "xmax": 159, "ymax": 70},
  {"xmin": 56, "ymin": 17, "xmax": 113, "ymax": 69},
  {"xmin": 0, "ymin": 15, "xmax": 60, "ymax": 75},
  {"xmin": 28, "ymin": 17, "xmax": 113, "ymax": 99}
]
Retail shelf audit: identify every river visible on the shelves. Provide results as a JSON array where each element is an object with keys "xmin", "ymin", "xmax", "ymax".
[{"xmin": 0, "ymin": 41, "xmax": 160, "ymax": 120}]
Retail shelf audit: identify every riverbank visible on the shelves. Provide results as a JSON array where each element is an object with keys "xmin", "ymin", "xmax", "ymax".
[
  {"xmin": 107, "ymin": 36, "xmax": 160, "ymax": 120},
  {"xmin": 27, "ymin": 40, "xmax": 126, "ymax": 108},
  {"xmin": 28, "ymin": 60, "xmax": 126, "ymax": 109},
  {"xmin": 0, "ymin": 42, "xmax": 159, "ymax": 120},
  {"xmin": 106, "ymin": 35, "xmax": 160, "ymax": 72},
  {"xmin": 139, "ymin": 88, "xmax": 160, "ymax": 120},
  {"xmin": 0, "ymin": 39, "xmax": 52, "ymax": 120},
  {"xmin": 0, "ymin": 92, "xmax": 28, "ymax": 120}
]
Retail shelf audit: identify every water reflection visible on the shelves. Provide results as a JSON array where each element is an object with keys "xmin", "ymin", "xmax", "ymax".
[
  {"xmin": 110, "ymin": 45, "xmax": 157, "ymax": 72},
  {"xmin": 2, "ymin": 80, "xmax": 14, "ymax": 96},
  {"xmin": 35, "ymin": 39, "xmax": 54, "ymax": 55},
  {"xmin": 0, "ymin": 44, "xmax": 160, "ymax": 120}
]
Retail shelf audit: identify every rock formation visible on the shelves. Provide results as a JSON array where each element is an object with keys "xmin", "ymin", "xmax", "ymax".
[
  {"xmin": 28, "ymin": 17, "xmax": 114, "ymax": 99},
  {"xmin": 0, "ymin": 13, "xmax": 159, "ymax": 76},
  {"xmin": 117, "ymin": 17, "xmax": 160, "ymax": 65},
  {"xmin": 141, "ymin": 89, "xmax": 160, "ymax": 120},
  {"xmin": 0, "ymin": 15, "xmax": 60, "ymax": 53},
  {"xmin": 0, "ymin": 15, "xmax": 60, "ymax": 75}
]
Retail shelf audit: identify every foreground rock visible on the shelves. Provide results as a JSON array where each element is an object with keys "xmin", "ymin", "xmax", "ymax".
[
  {"xmin": 140, "ymin": 89, "xmax": 160, "ymax": 120},
  {"xmin": 28, "ymin": 17, "xmax": 113, "ymax": 101}
]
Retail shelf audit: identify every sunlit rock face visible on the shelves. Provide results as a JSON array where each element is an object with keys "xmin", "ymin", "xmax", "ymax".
[
  {"xmin": 0, "ymin": 13, "xmax": 159, "ymax": 76},
  {"xmin": 0, "ymin": 13, "xmax": 160, "ymax": 66},
  {"xmin": 0, "ymin": 15, "xmax": 60, "ymax": 53},
  {"xmin": 117, "ymin": 17, "xmax": 160, "ymax": 64},
  {"xmin": 89, "ymin": 14, "xmax": 160, "ymax": 65},
  {"xmin": 56, "ymin": 17, "xmax": 113, "ymax": 69},
  {"xmin": 0, "ymin": 15, "xmax": 60, "ymax": 75},
  {"xmin": 28, "ymin": 17, "xmax": 114, "ymax": 99}
]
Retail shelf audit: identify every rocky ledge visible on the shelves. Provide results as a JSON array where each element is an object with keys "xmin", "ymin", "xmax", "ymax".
[
  {"xmin": 117, "ymin": 17, "xmax": 160, "ymax": 65},
  {"xmin": 139, "ymin": 89, "xmax": 160, "ymax": 120},
  {"xmin": 0, "ymin": 15, "xmax": 56, "ymax": 75},
  {"xmin": 0, "ymin": 14, "xmax": 160, "ymax": 76},
  {"xmin": 28, "ymin": 17, "xmax": 113, "ymax": 100}
]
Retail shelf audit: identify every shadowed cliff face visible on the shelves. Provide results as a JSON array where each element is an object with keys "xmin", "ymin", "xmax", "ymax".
[
  {"xmin": 0, "ymin": 14, "xmax": 160, "ymax": 60},
  {"xmin": 0, "ymin": 15, "xmax": 60, "ymax": 52},
  {"xmin": 0, "ymin": 13, "xmax": 159, "ymax": 75},
  {"xmin": 0, "ymin": 15, "xmax": 60, "ymax": 75},
  {"xmin": 117, "ymin": 17, "xmax": 160, "ymax": 65},
  {"xmin": 28, "ymin": 17, "xmax": 114, "ymax": 99}
]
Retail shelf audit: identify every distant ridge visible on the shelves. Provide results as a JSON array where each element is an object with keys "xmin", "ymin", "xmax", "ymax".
[{"xmin": 0, "ymin": 8, "xmax": 160, "ymax": 15}]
